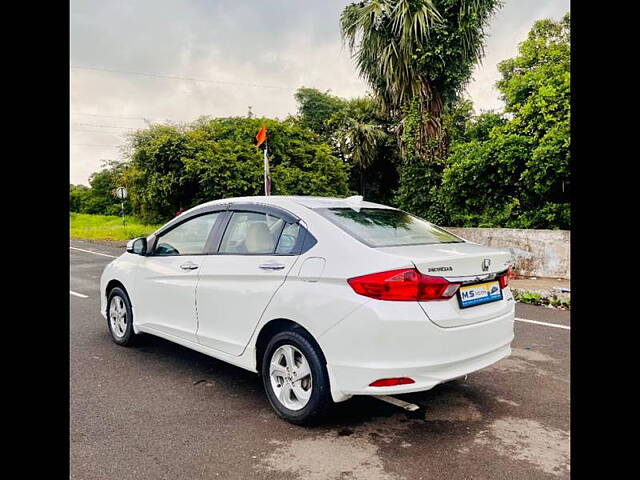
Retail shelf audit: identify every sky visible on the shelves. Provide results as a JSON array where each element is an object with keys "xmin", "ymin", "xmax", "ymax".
[{"xmin": 70, "ymin": 0, "xmax": 570, "ymax": 186}]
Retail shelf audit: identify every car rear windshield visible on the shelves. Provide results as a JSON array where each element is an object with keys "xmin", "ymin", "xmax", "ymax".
[{"xmin": 315, "ymin": 207, "xmax": 464, "ymax": 247}]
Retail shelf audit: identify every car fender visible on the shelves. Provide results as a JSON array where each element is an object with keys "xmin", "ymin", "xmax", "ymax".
[
  {"xmin": 245, "ymin": 235, "xmax": 417, "ymax": 355},
  {"xmin": 99, "ymin": 253, "xmax": 141, "ymax": 326}
]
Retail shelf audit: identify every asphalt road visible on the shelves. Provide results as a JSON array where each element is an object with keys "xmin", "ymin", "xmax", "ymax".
[{"xmin": 70, "ymin": 239, "xmax": 570, "ymax": 480}]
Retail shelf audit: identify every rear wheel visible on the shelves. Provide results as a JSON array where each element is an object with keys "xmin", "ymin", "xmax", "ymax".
[
  {"xmin": 261, "ymin": 329, "xmax": 333, "ymax": 424},
  {"xmin": 107, "ymin": 287, "xmax": 137, "ymax": 346}
]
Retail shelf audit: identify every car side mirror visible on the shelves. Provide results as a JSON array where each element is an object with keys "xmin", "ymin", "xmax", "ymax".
[{"xmin": 126, "ymin": 237, "xmax": 147, "ymax": 255}]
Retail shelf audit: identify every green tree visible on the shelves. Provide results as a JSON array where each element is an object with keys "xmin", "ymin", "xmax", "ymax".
[
  {"xmin": 336, "ymin": 118, "xmax": 387, "ymax": 196},
  {"xmin": 436, "ymin": 13, "xmax": 570, "ymax": 229},
  {"xmin": 327, "ymin": 96, "xmax": 391, "ymax": 197},
  {"xmin": 69, "ymin": 184, "xmax": 90, "ymax": 212},
  {"xmin": 340, "ymin": 0, "xmax": 501, "ymax": 220},
  {"xmin": 440, "ymin": 133, "xmax": 533, "ymax": 227},
  {"xmin": 442, "ymin": 98, "xmax": 474, "ymax": 144},
  {"xmin": 498, "ymin": 13, "xmax": 570, "ymax": 219},
  {"xmin": 293, "ymin": 88, "xmax": 400, "ymax": 204},
  {"xmin": 125, "ymin": 117, "xmax": 352, "ymax": 223},
  {"xmin": 294, "ymin": 87, "xmax": 346, "ymax": 140},
  {"xmin": 465, "ymin": 110, "xmax": 506, "ymax": 141},
  {"xmin": 75, "ymin": 160, "xmax": 128, "ymax": 216},
  {"xmin": 340, "ymin": 0, "xmax": 501, "ymax": 157},
  {"xmin": 124, "ymin": 124, "xmax": 201, "ymax": 222}
]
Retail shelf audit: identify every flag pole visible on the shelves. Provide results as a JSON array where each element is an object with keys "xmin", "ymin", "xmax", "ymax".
[
  {"xmin": 263, "ymin": 140, "xmax": 270, "ymax": 196},
  {"xmin": 256, "ymin": 123, "xmax": 270, "ymax": 196}
]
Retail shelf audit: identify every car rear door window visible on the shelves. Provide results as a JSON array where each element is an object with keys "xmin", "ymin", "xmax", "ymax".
[
  {"xmin": 219, "ymin": 212, "xmax": 285, "ymax": 254},
  {"xmin": 153, "ymin": 212, "xmax": 221, "ymax": 256},
  {"xmin": 275, "ymin": 222, "xmax": 301, "ymax": 254}
]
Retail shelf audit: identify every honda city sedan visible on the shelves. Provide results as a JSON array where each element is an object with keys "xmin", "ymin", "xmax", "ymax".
[{"xmin": 100, "ymin": 195, "xmax": 515, "ymax": 424}]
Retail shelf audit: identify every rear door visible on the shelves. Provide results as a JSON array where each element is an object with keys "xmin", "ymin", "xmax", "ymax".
[
  {"xmin": 134, "ymin": 210, "xmax": 225, "ymax": 342},
  {"xmin": 195, "ymin": 206, "xmax": 304, "ymax": 355}
]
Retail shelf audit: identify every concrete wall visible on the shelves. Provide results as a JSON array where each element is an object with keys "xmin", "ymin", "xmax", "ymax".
[{"xmin": 444, "ymin": 227, "xmax": 570, "ymax": 279}]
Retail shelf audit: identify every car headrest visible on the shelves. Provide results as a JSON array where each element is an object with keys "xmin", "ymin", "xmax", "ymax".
[{"xmin": 246, "ymin": 222, "xmax": 274, "ymax": 253}]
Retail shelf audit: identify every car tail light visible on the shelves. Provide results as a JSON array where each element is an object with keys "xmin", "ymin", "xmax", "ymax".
[
  {"xmin": 347, "ymin": 268, "xmax": 460, "ymax": 301},
  {"xmin": 499, "ymin": 266, "xmax": 515, "ymax": 289},
  {"xmin": 369, "ymin": 377, "xmax": 415, "ymax": 387}
]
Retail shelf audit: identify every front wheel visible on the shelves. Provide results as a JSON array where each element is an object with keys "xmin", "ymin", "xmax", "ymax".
[
  {"xmin": 261, "ymin": 329, "xmax": 333, "ymax": 425},
  {"xmin": 107, "ymin": 287, "xmax": 137, "ymax": 346}
]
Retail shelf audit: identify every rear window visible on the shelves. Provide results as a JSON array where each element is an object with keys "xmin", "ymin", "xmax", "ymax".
[{"xmin": 315, "ymin": 207, "xmax": 464, "ymax": 247}]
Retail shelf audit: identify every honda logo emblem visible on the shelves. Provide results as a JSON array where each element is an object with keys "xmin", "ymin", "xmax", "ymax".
[{"xmin": 482, "ymin": 259, "xmax": 491, "ymax": 272}]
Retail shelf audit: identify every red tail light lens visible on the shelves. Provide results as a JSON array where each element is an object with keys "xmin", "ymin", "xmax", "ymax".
[
  {"xmin": 499, "ymin": 266, "xmax": 515, "ymax": 289},
  {"xmin": 369, "ymin": 377, "xmax": 415, "ymax": 387},
  {"xmin": 347, "ymin": 268, "xmax": 460, "ymax": 301}
]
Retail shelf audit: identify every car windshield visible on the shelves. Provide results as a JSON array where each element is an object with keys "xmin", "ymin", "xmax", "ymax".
[{"xmin": 314, "ymin": 207, "xmax": 464, "ymax": 247}]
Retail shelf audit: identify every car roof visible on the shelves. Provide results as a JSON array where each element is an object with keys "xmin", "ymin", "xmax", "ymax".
[{"xmin": 199, "ymin": 195, "xmax": 395, "ymax": 210}]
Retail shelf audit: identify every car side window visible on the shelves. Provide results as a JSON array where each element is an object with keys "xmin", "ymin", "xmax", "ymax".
[
  {"xmin": 219, "ymin": 211, "xmax": 286, "ymax": 254},
  {"xmin": 153, "ymin": 212, "xmax": 221, "ymax": 256},
  {"xmin": 275, "ymin": 222, "xmax": 301, "ymax": 254}
]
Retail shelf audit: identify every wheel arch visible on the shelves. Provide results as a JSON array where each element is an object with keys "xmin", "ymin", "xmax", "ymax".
[
  {"xmin": 104, "ymin": 279, "xmax": 133, "ymax": 320},
  {"xmin": 106, "ymin": 279, "xmax": 128, "ymax": 297},
  {"xmin": 254, "ymin": 318, "xmax": 327, "ymax": 374}
]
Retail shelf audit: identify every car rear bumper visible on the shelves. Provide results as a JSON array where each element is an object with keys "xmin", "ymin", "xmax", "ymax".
[{"xmin": 320, "ymin": 300, "xmax": 514, "ymax": 402}]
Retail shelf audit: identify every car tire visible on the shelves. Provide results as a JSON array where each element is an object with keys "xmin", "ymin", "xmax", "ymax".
[
  {"xmin": 107, "ymin": 287, "xmax": 137, "ymax": 346},
  {"xmin": 261, "ymin": 328, "xmax": 333, "ymax": 425}
]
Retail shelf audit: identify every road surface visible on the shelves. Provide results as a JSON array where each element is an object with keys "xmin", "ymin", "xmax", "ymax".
[{"xmin": 70, "ymin": 239, "xmax": 570, "ymax": 480}]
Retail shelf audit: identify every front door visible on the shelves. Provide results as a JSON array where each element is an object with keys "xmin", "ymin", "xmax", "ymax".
[
  {"xmin": 134, "ymin": 211, "xmax": 223, "ymax": 342},
  {"xmin": 195, "ymin": 210, "xmax": 302, "ymax": 355}
]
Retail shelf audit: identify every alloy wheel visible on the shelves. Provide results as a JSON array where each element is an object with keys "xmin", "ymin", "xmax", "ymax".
[
  {"xmin": 109, "ymin": 295, "xmax": 128, "ymax": 339},
  {"xmin": 269, "ymin": 344, "xmax": 313, "ymax": 411}
]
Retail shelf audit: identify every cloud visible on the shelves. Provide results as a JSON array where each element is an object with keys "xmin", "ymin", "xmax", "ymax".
[{"xmin": 70, "ymin": 0, "xmax": 570, "ymax": 185}]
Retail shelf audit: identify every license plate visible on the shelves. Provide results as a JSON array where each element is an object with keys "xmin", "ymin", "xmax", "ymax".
[{"xmin": 457, "ymin": 280, "xmax": 502, "ymax": 309}]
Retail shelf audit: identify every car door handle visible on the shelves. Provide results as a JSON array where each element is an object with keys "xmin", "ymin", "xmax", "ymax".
[
  {"xmin": 259, "ymin": 263, "xmax": 285, "ymax": 270},
  {"xmin": 180, "ymin": 262, "xmax": 199, "ymax": 270}
]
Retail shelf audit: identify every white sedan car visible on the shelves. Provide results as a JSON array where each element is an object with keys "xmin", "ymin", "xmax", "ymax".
[{"xmin": 100, "ymin": 195, "xmax": 515, "ymax": 424}]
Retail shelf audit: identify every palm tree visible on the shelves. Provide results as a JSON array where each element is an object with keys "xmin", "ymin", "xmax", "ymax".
[
  {"xmin": 336, "ymin": 118, "xmax": 387, "ymax": 196},
  {"xmin": 340, "ymin": 0, "xmax": 500, "ymax": 159}
]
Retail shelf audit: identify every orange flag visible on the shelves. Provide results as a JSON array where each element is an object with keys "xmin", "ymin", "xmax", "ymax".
[{"xmin": 256, "ymin": 124, "xmax": 267, "ymax": 147}]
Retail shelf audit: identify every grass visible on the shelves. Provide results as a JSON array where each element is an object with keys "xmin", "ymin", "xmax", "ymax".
[
  {"xmin": 70, "ymin": 213, "xmax": 162, "ymax": 241},
  {"xmin": 512, "ymin": 289, "xmax": 570, "ymax": 310}
]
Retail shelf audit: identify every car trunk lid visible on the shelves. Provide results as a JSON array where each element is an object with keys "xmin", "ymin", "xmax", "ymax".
[{"xmin": 377, "ymin": 242, "xmax": 514, "ymax": 327}]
